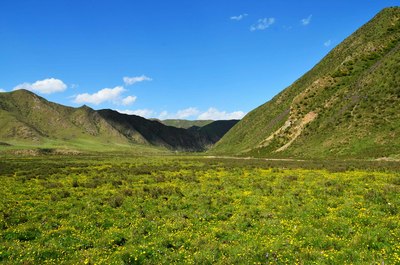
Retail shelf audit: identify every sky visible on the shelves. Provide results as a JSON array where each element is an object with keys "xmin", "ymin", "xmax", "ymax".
[{"xmin": 1, "ymin": 0, "xmax": 399, "ymax": 120}]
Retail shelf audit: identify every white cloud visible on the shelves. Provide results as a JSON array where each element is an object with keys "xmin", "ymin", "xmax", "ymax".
[
  {"xmin": 301, "ymin": 15, "xmax": 312, "ymax": 26},
  {"xmin": 230, "ymin": 13, "xmax": 248, "ymax": 21},
  {"xmin": 158, "ymin": 111, "xmax": 169, "ymax": 120},
  {"xmin": 0, "ymin": 88, "xmax": 5, "ymax": 92},
  {"xmin": 73, "ymin": 86, "xmax": 129, "ymax": 105},
  {"xmin": 156, "ymin": 108, "xmax": 200, "ymax": 120},
  {"xmin": 250, "ymin": 17, "xmax": 275, "ymax": 31},
  {"xmin": 175, "ymin": 107, "xmax": 200, "ymax": 119},
  {"xmin": 324, "ymin": 40, "xmax": 332, "ymax": 47},
  {"xmin": 123, "ymin": 75, "xmax": 152, "ymax": 86},
  {"xmin": 197, "ymin": 108, "xmax": 245, "ymax": 120},
  {"xmin": 122, "ymin": 95, "xmax": 137, "ymax": 106},
  {"xmin": 13, "ymin": 78, "xmax": 67, "ymax": 94},
  {"xmin": 117, "ymin": 107, "xmax": 246, "ymax": 121},
  {"xmin": 117, "ymin": 109, "xmax": 155, "ymax": 118},
  {"xmin": 157, "ymin": 107, "xmax": 246, "ymax": 120}
]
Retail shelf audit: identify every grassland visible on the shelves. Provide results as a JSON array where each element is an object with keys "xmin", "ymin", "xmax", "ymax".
[{"xmin": 0, "ymin": 155, "xmax": 399, "ymax": 264}]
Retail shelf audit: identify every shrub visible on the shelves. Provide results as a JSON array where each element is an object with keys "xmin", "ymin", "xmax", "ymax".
[{"xmin": 109, "ymin": 195, "xmax": 124, "ymax": 208}]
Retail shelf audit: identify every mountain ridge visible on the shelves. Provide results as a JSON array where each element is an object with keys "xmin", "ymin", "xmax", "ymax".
[{"xmin": 157, "ymin": 119, "xmax": 214, "ymax": 129}]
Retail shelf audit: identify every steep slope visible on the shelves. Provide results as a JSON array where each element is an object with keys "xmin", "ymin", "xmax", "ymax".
[{"xmin": 212, "ymin": 7, "xmax": 400, "ymax": 159}]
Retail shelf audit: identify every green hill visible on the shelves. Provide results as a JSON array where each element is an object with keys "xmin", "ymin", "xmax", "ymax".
[
  {"xmin": 212, "ymin": 7, "xmax": 400, "ymax": 159},
  {"xmin": 0, "ymin": 90, "xmax": 238, "ymax": 152},
  {"xmin": 0, "ymin": 90, "xmax": 131, "ymax": 151}
]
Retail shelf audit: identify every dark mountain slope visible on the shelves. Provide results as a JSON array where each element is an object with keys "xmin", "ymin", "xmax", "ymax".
[
  {"xmin": 212, "ymin": 7, "xmax": 400, "ymax": 159},
  {"xmin": 97, "ymin": 109, "xmax": 214, "ymax": 151},
  {"xmin": 192, "ymin": 120, "xmax": 240, "ymax": 143}
]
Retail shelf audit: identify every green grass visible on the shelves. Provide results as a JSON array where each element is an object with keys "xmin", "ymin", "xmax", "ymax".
[
  {"xmin": 0, "ymin": 137, "xmax": 169, "ymax": 156},
  {"xmin": 1, "ymin": 155, "xmax": 399, "ymax": 264}
]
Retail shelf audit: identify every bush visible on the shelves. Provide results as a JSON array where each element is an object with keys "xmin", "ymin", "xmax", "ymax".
[{"xmin": 109, "ymin": 195, "xmax": 124, "ymax": 208}]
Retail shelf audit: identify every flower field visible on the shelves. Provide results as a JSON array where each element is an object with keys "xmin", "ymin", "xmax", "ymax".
[{"xmin": 0, "ymin": 156, "xmax": 399, "ymax": 264}]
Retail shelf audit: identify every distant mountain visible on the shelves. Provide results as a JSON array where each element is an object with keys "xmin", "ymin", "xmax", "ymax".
[
  {"xmin": 159, "ymin": 119, "xmax": 213, "ymax": 129},
  {"xmin": 212, "ymin": 7, "xmax": 400, "ymax": 159},
  {"xmin": 0, "ymin": 90, "xmax": 238, "ymax": 152}
]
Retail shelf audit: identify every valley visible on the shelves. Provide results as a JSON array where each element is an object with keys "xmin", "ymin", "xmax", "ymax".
[{"xmin": 0, "ymin": 5, "xmax": 399, "ymax": 265}]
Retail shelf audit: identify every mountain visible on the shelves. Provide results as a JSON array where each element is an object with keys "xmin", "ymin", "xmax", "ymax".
[
  {"xmin": 98, "ymin": 111, "xmax": 240, "ymax": 151},
  {"xmin": 0, "ymin": 90, "xmax": 238, "ymax": 152},
  {"xmin": 212, "ymin": 7, "xmax": 400, "ymax": 159},
  {"xmin": 159, "ymin": 119, "xmax": 213, "ymax": 129},
  {"xmin": 98, "ymin": 110, "xmax": 210, "ymax": 151},
  {"xmin": 0, "ymin": 89, "xmax": 130, "ymax": 150}
]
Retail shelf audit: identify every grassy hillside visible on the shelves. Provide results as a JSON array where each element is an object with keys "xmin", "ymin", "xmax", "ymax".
[
  {"xmin": 212, "ymin": 7, "xmax": 400, "ymax": 159},
  {"xmin": 0, "ymin": 90, "xmax": 133, "ymax": 151}
]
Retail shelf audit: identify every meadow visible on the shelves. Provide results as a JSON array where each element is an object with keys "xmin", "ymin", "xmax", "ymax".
[{"xmin": 0, "ymin": 154, "xmax": 399, "ymax": 264}]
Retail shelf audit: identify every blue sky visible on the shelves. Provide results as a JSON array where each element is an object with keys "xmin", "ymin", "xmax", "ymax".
[{"xmin": 1, "ymin": 1, "xmax": 399, "ymax": 120}]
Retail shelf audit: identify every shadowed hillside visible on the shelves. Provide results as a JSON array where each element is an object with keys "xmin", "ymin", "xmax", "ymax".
[{"xmin": 98, "ymin": 109, "xmax": 210, "ymax": 151}]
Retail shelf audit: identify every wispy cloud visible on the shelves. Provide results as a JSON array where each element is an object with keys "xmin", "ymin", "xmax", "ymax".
[
  {"xmin": 13, "ymin": 78, "xmax": 67, "ymax": 94},
  {"xmin": 123, "ymin": 75, "xmax": 152, "ymax": 86},
  {"xmin": 117, "ymin": 109, "xmax": 155, "ymax": 118},
  {"xmin": 121, "ymin": 95, "xmax": 137, "ymax": 106},
  {"xmin": 301, "ymin": 15, "xmax": 312, "ymax": 26},
  {"xmin": 0, "ymin": 88, "xmax": 5, "ymax": 92},
  {"xmin": 158, "ymin": 111, "xmax": 169, "ymax": 120},
  {"xmin": 324, "ymin": 40, "xmax": 332, "ymax": 47},
  {"xmin": 197, "ymin": 107, "xmax": 245, "ymax": 120},
  {"xmin": 230, "ymin": 13, "xmax": 248, "ymax": 21},
  {"xmin": 250, "ymin": 18, "xmax": 275, "ymax": 31},
  {"xmin": 73, "ymin": 86, "xmax": 136, "ymax": 106},
  {"xmin": 282, "ymin": 25, "xmax": 293, "ymax": 31}
]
